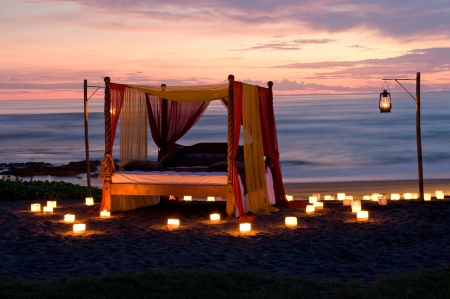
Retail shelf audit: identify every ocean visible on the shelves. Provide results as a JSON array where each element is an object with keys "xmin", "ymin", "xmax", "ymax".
[{"xmin": 1, "ymin": 92, "xmax": 450, "ymax": 187}]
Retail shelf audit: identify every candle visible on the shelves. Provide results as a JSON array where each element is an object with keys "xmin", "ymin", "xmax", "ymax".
[
  {"xmin": 436, "ymin": 191, "xmax": 444, "ymax": 200},
  {"xmin": 31, "ymin": 203, "xmax": 41, "ymax": 212},
  {"xmin": 64, "ymin": 214, "xmax": 75, "ymax": 223},
  {"xmin": 285, "ymin": 217, "xmax": 297, "ymax": 227},
  {"xmin": 286, "ymin": 195, "xmax": 294, "ymax": 201},
  {"xmin": 324, "ymin": 195, "xmax": 332, "ymax": 201},
  {"xmin": 343, "ymin": 199, "xmax": 352, "ymax": 206},
  {"xmin": 240, "ymin": 223, "xmax": 251, "ymax": 233},
  {"xmin": 183, "ymin": 196, "xmax": 192, "ymax": 201},
  {"xmin": 351, "ymin": 200, "xmax": 361, "ymax": 207},
  {"xmin": 357, "ymin": 211, "xmax": 369, "ymax": 221},
  {"xmin": 391, "ymin": 194, "xmax": 400, "ymax": 200},
  {"xmin": 313, "ymin": 193, "xmax": 321, "ymax": 201},
  {"xmin": 337, "ymin": 193, "xmax": 345, "ymax": 201},
  {"xmin": 352, "ymin": 205, "xmax": 361, "ymax": 213},
  {"xmin": 85, "ymin": 197, "xmax": 94, "ymax": 206},
  {"xmin": 378, "ymin": 196, "xmax": 387, "ymax": 205},
  {"xmin": 309, "ymin": 196, "xmax": 317, "ymax": 204},
  {"xmin": 306, "ymin": 205, "xmax": 315, "ymax": 215},
  {"xmin": 403, "ymin": 193, "xmax": 413, "ymax": 200},
  {"xmin": 100, "ymin": 210, "xmax": 110, "ymax": 217},
  {"xmin": 424, "ymin": 193, "xmax": 432, "ymax": 201},
  {"xmin": 167, "ymin": 219, "xmax": 180, "ymax": 229},
  {"xmin": 47, "ymin": 201, "xmax": 57, "ymax": 208},
  {"xmin": 210, "ymin": 213, "xmax": 220, "ymax": 224},
  {"xmin": 73, "ymin": 223, "xmax": 86, "ymax": 233},
  {"xmin": 314, "ymin": 202, "xmax": 323, "ymax": 210},
  {"xmin": 43, "ymin": 206, "xmax": 53, "ymax": 213},
  {"xmin": 207, "ymin": 196, "xmax": 215, "ymax": 202}
]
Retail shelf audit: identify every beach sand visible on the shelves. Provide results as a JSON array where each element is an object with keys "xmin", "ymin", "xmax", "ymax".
[{"xmin": 1, "ymin": 179, "xmax": 450, "ymax": 281}]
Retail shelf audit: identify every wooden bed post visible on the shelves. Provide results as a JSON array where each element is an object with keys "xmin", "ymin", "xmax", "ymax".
[
  {"xmin": 226, "ymin": 75, "xmax": 235, "ymax": 216},
  {"xmin": 103, "ymin": 77, "xmax": 112, "ymax": 211}
]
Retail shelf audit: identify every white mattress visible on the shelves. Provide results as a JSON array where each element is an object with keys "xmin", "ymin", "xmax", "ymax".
[{"xmin": 112, "ymin": 170, "xmax": 228, "ymax": 185}]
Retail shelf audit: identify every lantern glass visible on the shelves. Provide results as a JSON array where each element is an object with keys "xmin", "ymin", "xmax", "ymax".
[{"xmin": 379, "ymin": 90, "xmax": 392, "ymax": 113}]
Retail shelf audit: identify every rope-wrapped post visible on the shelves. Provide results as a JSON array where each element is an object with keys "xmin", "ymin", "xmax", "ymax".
[
  {"xmin": 102, "ymin": 76, "xmax": 113, "ymax": 211},
  {"xmin": 226, "ymin": 74, "xmax": 235, "ymax": 216}
]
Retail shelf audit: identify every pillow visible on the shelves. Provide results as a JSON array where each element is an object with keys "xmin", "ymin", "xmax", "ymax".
[
  {"xmin": 207, "ymin": 161, "xmax": 245, "ymax": 174},
  {"xmin": 122, "ymin": 160, "xmax": 162, "ymax": 171},
  {"xmin": 159, "ymin": 146, "xmax": 187, "ymax": 167},
  {"xmin": 175, "ymin": 153, "xmax": 227, "ymax": 167}
]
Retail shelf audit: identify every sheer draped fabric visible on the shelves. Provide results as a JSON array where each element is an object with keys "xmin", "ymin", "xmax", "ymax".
[
  {"xmin": 146, "ymin": 94, "xmax": 210, "ymax": 159},
  {"xmin": 120, "ymin": 87, "xmax": 148, "ymax": 167},
  {"xmin": 242, "ymin": 83, "xmax": 277, "ymax": 215}
]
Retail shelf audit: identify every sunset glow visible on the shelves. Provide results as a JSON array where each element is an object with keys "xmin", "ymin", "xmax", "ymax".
[{"xmin": 1, "ymin": 0, "xmax": 450, "ymax": 100}]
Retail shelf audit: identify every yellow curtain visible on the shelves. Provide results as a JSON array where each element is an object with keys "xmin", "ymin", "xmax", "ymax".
[
  {"xmin": 120, "ymin": 87, "xmax": 148, "ymax": 167},
  {"xmin": 126, "ymin": 84, "xmax": 228, "ymax": 102},
  {"xmin": 242, "ymin": 84, "xmax": 278, "ymax": 215}
]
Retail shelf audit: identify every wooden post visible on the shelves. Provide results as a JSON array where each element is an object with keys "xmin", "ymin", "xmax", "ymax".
[
  {"xmin": 103, "ymin": 77, "xmax": 112, "ymax": 211},
  {"xmin": 160, "ymin": 84, "xmax": 168, "ymax": 160},
  {"xmin": 416, "ymin": 72, "xmax": 424, "ymax": 201},
  {"xmin": 226, "ymin": 74, "xmax": 235, "ymax": 216},
  {"xmin": 83, "ymin": 80, "xmax": 92, "ymax": 196}
]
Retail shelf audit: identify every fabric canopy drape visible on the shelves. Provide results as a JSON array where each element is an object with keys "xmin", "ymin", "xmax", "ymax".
[
  {"xmin": 146, "ymin": 94, "xmax": 210, "ymax": 159},
  {"xmin": 129, "ymin": 84, "xmax": 228, "ymax": 102},
  {"xmin": 120, "ymin": 87, "xmax": 148, "ymax": 167},
  {"xmin": 258, "ymin": 87, "xmax": 305, "ymax": 208},
  {"xmin": 231, "ymin": 82, "xmax": 250, "ymax": 220},
  {"xmin": 242, "ymin": 83, "xmax": 278, "ymax": 215}
]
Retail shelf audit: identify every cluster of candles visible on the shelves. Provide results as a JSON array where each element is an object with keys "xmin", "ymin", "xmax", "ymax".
[
  {"xmin": 167, "ymin": 214, "xmax": 300, "ymax": 232},
  {"xmin": 30, "ymin": 190, "xmax": 447, "ymax": 234},
  {"xmin": 30, "ymin": 197, "xmax": 112, "ymax": 234},
  {"xmin": 183, "ymin": 196, "xmax": 222, "ymax": 202}
]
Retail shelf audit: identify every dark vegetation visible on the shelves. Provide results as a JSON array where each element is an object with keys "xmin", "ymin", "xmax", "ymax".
[
  {"xmin": 0, "ymin": 176, "xmax": 101, "ymax": 200},
  {"xmin": 1, "ymin": 267, "xmax": 450, "ymax": 299}
]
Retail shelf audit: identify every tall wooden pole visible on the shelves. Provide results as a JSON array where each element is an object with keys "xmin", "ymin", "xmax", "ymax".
[
  {"xmin": 226, "ymin": 74, "xmax": 235, "ymax": 216},
  {"xmin": 103, "ymin": 77, "xmax": 112, "ymax": 211},
  {"xmin": 416, "ymin": 72, "xmax": 424, "ymax": 201},
  {"xmin": 83, "ymin": 80, "xmax": 91, "ymax": 196}
]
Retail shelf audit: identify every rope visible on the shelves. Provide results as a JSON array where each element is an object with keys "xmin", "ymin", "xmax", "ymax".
[{"xmin": 98, "ymin": 154, "xmax": 115, "ymax": 179}]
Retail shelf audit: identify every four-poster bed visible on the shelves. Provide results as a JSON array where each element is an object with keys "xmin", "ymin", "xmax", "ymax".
[{"xmin": 98, "ymin": 75, "xmax": 300, "ymax": 219}]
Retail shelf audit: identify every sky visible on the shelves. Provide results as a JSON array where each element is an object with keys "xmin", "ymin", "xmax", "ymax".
[{"xmin": 1, "ymin": 0, "xmax": 450, "ymax": 100}]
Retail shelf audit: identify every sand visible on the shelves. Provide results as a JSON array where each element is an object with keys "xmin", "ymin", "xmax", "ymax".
[{"xmin": 1, "ymin": 179, "xmax": 450, "ymax": 281}]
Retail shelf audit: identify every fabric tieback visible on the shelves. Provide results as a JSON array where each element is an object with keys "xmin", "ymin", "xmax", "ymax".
[{"xmin": 98, "ymin": 154, "xmax": 115, "ymax": 179}]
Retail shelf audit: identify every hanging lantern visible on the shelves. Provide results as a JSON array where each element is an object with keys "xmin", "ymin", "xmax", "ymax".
[{"xmin": 379, "ymin": 82, "xmax": 392, "ymax": 113}]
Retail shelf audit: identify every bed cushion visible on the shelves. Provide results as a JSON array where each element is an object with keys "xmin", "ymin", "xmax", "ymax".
[
  {"xmin": 159, "ymin": 146, "xmax": 187, "ymax": 167},
  {"xmin": 175, "ymin": 153, "xmax": 227, "ymax": 167},
  {"xmin": 122, "ymin": 160, "xmax": 163, "ymax": 171}
]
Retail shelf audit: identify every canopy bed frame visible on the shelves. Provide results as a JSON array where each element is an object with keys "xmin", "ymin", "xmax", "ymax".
[{"xmin": 98, "ymin": 75, "xmax": 298, "ymax": 219}]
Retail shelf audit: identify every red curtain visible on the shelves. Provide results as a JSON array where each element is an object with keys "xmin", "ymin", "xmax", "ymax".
[
  {"xmin": 146, "ymin": 95, "xmax": 210, "ymax": 159},
  {"xmin": 232, "ymin": 82, "xmax": 253, "ymax": 220},
  {"xmin": 258, "ymin": 87, "xmax": 304, "ymax": 208},
  {"xmin": 110, "ymin": 83, "xmax": 125, "ymax": 150}
]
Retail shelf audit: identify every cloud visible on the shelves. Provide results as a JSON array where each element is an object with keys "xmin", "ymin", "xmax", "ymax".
[
  {"xmin": 235, "ymin": 38, "xmax": 335, "ymax": 51},
  {"xmin": 273, "ymin": 47, "xmax": 450, "ymax": 79},
  {"xmin": 31, "ymin": 0, "xmax": 450, "ymax": 38}
]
